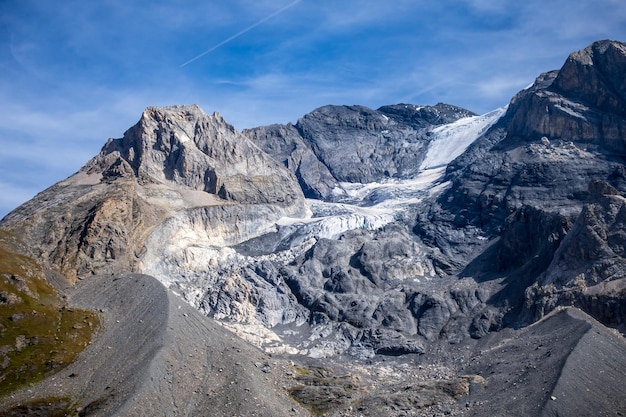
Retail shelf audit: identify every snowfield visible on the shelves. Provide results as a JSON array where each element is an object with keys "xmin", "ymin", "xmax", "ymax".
[{"xmin": 420, "ymin": 105, "xmax": 507, "ymax": 170}]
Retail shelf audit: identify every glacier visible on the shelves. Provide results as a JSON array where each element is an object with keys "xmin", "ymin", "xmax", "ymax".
[{"xmin": 137, "ymin": 105, "xmax": 507, "ymax": 355}]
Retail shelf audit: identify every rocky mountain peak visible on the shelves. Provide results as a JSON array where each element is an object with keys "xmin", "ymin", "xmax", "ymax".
[
  {"xmin": 552, "ymin": 39, "xmax": 626, "ymax": 117},
  {"xmin": 84, "ymin": 104, "xmax": 306, "ymax": 208},
  {"xmin": 143, "ymin": 103, "xmax": 206, "ymax": 120},
  {"xmin": 418, "ymin": 40, "xmax": 626, "ymax": 336},
  {"xmin": 497, "ymin": 40, "xmax": 626, "ymax": 156},
  {"xmin": 0, "ymin": 105, "xmax": 309, "ymax": 282},
  {"xmin": 245, "ymin": 102, "xmax": 478, "ymax": 193}
]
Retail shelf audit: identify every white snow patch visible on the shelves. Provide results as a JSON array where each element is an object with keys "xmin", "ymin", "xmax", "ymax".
[
  {"xmin": 295, "ymin": 105, "xmax": 507, "ymax": 237},
  {"xmin": 553, "ymin": 99, "xmax": 589, "ymax": 120},
  {"xmin": 177, "ymin": 131, "xmax": 192, "ymax": 143},
  {"xmin": 278, "ymin": 201, "xmax": 394, "ymax": 240},
  {"xmin": 336, "ymin": 167, "xmax": 444, "ymax": 203},
  {"xmin": 274, "ymin": 166, "xmax": 450, "ymax": 242},
  {"xmin": 420, "ymin": 106, "xmax": 507, "ymax": 170}
]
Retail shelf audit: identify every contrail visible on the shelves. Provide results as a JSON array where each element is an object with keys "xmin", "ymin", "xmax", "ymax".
[{"xmin": 180, "ymin": 0, "xmax": 302, "ymax": 67}]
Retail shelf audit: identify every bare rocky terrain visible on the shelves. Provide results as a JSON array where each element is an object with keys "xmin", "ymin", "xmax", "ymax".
[
  {"xmin": 5, "ymin": 272, "xmax": 622, "ymax": 417},
  {"xmin": 1, "ymin": 40, "xmax": 626, "ymax": 416},
  {"xmin": 0, "ymin": 273, "xmax": 311, "ymax": 417}
]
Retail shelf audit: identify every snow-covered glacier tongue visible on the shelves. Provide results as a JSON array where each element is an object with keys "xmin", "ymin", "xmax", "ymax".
[
  {"xmin": 316, "ymin": 105, "xmax": 508, "ymax": 210},
  {"xmin": 230, "ymin": 104, "xmax": 509, "ymax": 265},
  {"xmin": 420, "ymin": 106, "xmax": 507, "ymax": 170}
]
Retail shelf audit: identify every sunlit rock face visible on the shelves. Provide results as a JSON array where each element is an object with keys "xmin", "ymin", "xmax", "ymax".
[
  {"xmin": 87, "ymin": 104, "xmax": 308, "ymax": 210},
  {"xmin": 0, "ymin": 105, "xmax": 308, "ymax": 282}
]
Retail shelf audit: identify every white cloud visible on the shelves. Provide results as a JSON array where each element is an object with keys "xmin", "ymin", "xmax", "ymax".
[{"xmin": 475, "ymin": 76, "xmax": 532, "ymax": 99}]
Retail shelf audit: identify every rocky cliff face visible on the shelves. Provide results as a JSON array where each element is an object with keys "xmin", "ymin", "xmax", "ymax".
[
  {"xmin": 87, "ymin": 105, "xmax": 306, "ymax": 208},
  {"xmin": 244, "ymin": 103, "xmax": 475, "ymax": 200},
  {"xmin": 416, "ymin": 40, "xmax": 626, "ymax": 330},
  {"xmin": 525, "ymin": 180, "xmax": 626, "ymax": 325}
]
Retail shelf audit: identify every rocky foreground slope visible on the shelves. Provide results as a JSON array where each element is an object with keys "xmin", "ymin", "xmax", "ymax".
[{"xmin": 1, "ymin": 40, "xmax": 626, "ymax": 416}]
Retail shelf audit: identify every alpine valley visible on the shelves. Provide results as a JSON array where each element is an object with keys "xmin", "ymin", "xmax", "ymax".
[{"xmin": 1, "ymin": 40, "xmax": 625, "ymax": 416}]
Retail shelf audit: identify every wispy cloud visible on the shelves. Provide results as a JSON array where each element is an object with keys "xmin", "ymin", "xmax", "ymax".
[{"xmin": 180, "ymin": 0, "xmax": 302, "ymax": 67}]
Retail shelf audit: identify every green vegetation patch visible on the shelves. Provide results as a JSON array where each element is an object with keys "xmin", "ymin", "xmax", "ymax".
[
  {"xmin": 288, "ymin": 365, "xmax": 361, "ymax": 415},
  {"xmin": 0, "ymin": 397, "xmax": 78, "ymax": 417},
  {"xmin": 0, "ymin": 230, "xmax": 99, "ymax": 399}
]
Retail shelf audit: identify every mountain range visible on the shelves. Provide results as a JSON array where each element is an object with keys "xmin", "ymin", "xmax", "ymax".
[{"xmin": 1, "ymin": 40, "xmax": 625, "ymax": 416}]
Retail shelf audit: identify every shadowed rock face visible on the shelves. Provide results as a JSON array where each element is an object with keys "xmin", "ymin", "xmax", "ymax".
[
  {"xmin": 243, "ymin": 123, "xmax": 339, "ymax": 200},
  {"xmin": 244, "ymin": 103, "xmax": 475, "ymax": 199},
  {"xmin": 413, "ymin": 40, "xmax": 626, "ymax": 330},
  {"xmin": 552, "ymin": 40, "xmax": 626, "ymax": 120},
  {"xmin": 525, "ymin": 180, "xmax": 626, "ymax": 325},
  {"xmin": 419, "ymin": 40, "xmax": 626, "ymax": 255},
  {"xmin": 294, "ymin": 104, "xmax": 473, "ymax": 183}
]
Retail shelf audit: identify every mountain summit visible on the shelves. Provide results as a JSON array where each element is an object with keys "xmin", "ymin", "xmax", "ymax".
[
  {"xmin": 1, "ymin": 40, "xmax": 625, "ymax": 416},
  {"xmin": 2, "ymin": 105, "xmax": 308, "ymax": 281}
]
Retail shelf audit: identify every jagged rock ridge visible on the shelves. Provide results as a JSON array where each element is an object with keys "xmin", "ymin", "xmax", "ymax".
[{"xmin": 416, "ymin": 39, "xmax": 626, "ymax": 330}]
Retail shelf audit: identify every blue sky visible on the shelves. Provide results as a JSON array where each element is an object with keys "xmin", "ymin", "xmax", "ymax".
[{"xmin": 1, "ymin": 0, "xmax": 625, "ymax": 217}]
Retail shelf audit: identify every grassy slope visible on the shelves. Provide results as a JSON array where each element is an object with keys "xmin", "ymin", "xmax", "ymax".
[{"xmin": 0, "ymin": 229, "xmax": 98, "ymax": 399}]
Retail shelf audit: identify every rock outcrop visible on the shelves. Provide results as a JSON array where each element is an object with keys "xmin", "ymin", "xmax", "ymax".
[
  {"xmin": 89, "ymin": 105, "xmax": 305, "ymax": 207},
  {"xmin": 525, "ymin": 180, "xmax": 626, "ymax": 326},
  {"xmin": 243, "ymin": 123, "xmax": 339, "ymax": 200}
]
